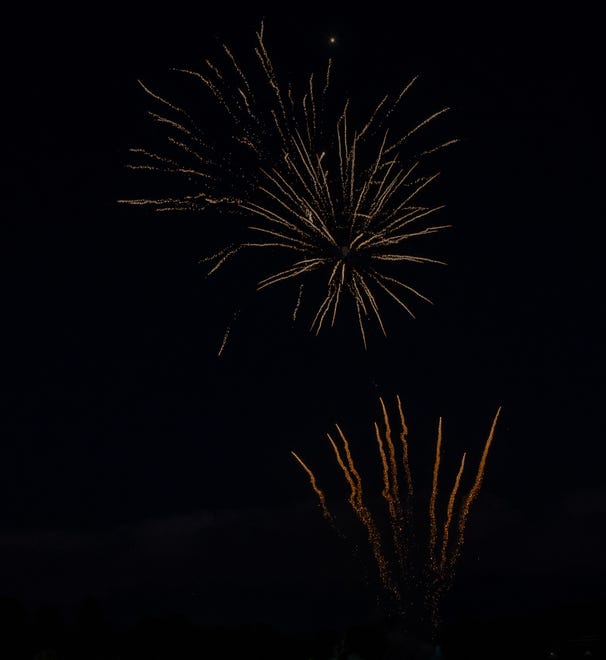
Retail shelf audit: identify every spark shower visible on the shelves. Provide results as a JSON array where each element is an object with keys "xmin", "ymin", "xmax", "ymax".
[{"xmin": 292, "ymin": 397, "xmax": 501, "ymax": 637}]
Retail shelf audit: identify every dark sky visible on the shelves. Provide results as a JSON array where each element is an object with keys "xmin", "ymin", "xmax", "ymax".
[{"xmin": 3, "ymin": 3, "xmax": 605, "ymax": 635}]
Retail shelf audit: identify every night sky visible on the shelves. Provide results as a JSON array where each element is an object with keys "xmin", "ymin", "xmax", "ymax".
[{"xmin": 4, "ymin": 2, "xmax": 605, "ymax": 643}]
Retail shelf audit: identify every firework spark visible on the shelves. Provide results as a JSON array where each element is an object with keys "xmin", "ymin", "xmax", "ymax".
[
  {"xmin": 120, "ymin": 23, "xmax": 456, "ymax": 350},
  {"xmin": 292, "ymin": 398, "xmax": 501, "ymax": 636}
]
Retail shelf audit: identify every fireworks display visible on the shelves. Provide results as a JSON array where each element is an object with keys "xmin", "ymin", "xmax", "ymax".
[
  {"xmin": 292, "ymin": 397, "xmax": 501, "ymax": 637},
  {"xmin": 120, "ymin": 19, "xmax": 504, "ymax": 645},
  {"xmin": 120, "ymin": 23, "xmax": 456, "ymax": 350}
]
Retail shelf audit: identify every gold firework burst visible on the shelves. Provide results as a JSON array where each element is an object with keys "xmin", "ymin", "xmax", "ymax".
[
  {"xmin": 292, "ymin": 397, "xmax": 501, "ymax": 636},
  {"xmin": 120, "ymin": 23, "xmax": 457, "ymax": 349}
]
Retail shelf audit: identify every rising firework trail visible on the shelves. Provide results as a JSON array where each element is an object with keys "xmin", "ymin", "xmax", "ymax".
[
  {"xmin": 292, "ymin": 397, "xmax": 501, "ymax": 638},
  {"xmin": 120, "ymin": 23, "xmax": 456, "ymax": 352}
]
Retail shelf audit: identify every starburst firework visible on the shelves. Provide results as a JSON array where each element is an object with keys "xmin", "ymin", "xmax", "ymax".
[{"xmin": 120, "ymin": 23, "xmax": 457, "ymax": 350}]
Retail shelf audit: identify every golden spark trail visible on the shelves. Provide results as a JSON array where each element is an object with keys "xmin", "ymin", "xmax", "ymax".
[
  {"xmin": 326, "ymin": 432, "xmax": 357, "ymax": 504},
  {"xmin": 374, "ymin": 421, "xmax": 392, "ymax": 506},
  {"xmin": 328, "ymin": 428, "xmax": 396, "ymax": 597},
  {"xmin": 292, "ymin": 284, "xmax": 303, "ymax": 321},
  {"xmin": 334, "ymin": 424, "xmax": 364, "ymax": 498},
  {"xmin": 291, "ymin": 451, "xmax": 333, "ymax": 521},
  {"xmin": 379, "ymin": 398, "xmax": 407, "ymax": 569},
  {"xmin": 378, "ymin": 400, "xmax": 401, "ymax": 512},
  {"xmin": 217, "ymin": 325, "xmax": 230, "ymax": 357},
  {"xmin": 386, "ymin": 107, "xmax": 451, "ymax": 154},
  {"xmin": 368, "ymin": 273, "xmax": 417, "ymax": 318},
  {"xmin": 465, "ymin": 407, "xmax": 501, "ymax": 506},
  {"xmin": 439, "ymin": 452, "xmax": 466, "ymax": 574},
  {"xmin": 452, "ymin": 407, "xmax": 502, "ymax": 568},
  {"xmin": 428, "ymin": 417, "xmax": 443, "ymax": 573},
  {"xmin": 375, "ymin": 419, "xmax": 406, "ymax": 574},
  {"xmin": 396, "ymin": 395, "xmax": 414, "ymax": 529}
]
